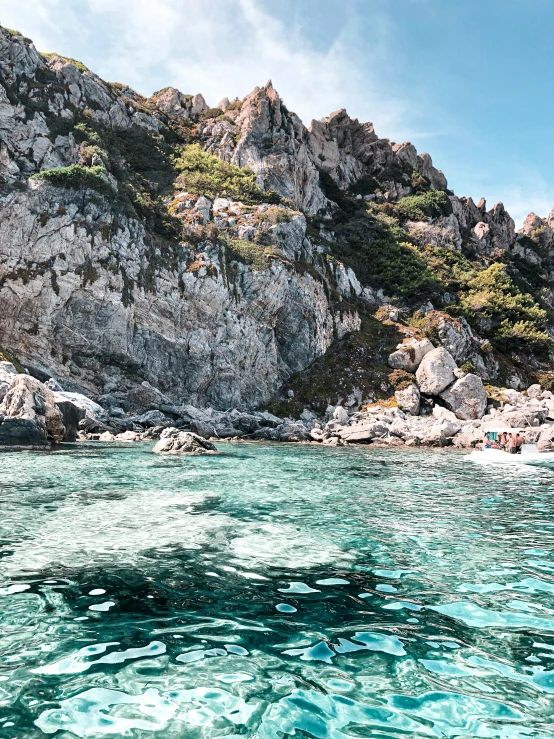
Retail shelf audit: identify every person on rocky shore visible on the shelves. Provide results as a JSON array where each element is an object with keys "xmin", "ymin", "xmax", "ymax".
[
  {"xmin": 515, "ymin": 432, "xmax": 524, "ymax": 453},
  {"xmin": 507, "ymin": 433, "xmax": 517, "ymax": 454}
]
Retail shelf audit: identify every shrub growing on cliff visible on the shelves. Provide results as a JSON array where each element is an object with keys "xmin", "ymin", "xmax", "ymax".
[
  {"xmin": 396, "ymin": 190, "xmax": 452, "ymax": 221},
  {"xmin": 174, "ymin": 144, "xmax": 280, "ymax": 204},
  {"xmin": 31, "ymin": 164, "xmax": 113, "ymax": 198},
  {"xmin": 223, "ymin": 238, "xmax": 279, "ymax": 271},
  {"xmin": 461, "ymin": 263, "xmax": 550, "ymax": 350},
  {"xmin": 331, "ymin": 212, "xmax": 442, "ymax": 301}
]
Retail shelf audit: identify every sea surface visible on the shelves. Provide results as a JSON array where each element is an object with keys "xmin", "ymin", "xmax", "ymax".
[{"xmin": 1, "ymin": 441, "xmax": 554, "ymax": 738}]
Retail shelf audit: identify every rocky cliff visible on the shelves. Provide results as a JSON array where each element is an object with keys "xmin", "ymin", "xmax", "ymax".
[{"xmin": 1, "ymin": 25, "xmax": 553, "ymax": 414}]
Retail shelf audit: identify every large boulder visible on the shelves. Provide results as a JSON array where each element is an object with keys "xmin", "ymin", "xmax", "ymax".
[
  {"xmin": 537, "ymin": 426, "xmax": 554, "ymax": 452},
  {"xmin": 54, "ymin": 398, "xmax": 86, "ymax": 441},
  {"xmin": 395, "ymin": 384, "xmax": 421, "ymax": 416},
  {"xmin": 129, "ymin": 409, "xmax": 173, "ymax": 428},
  {"xmin": 332, "ymin": 405, "xmax": 350, "ymax": 425},
  {"xmin": 439, "ymin": 374, "xmax": 488, "ymax": 420},
  {"xmin": 388, "ymin": 339, "xmax": 434, "ymax": 373},
  {"xmin": 54, "ymin": 391, "xmax": 106, "ymax": 421},
  {"xmin": 416, "ymin": 347, "xmax": 458, "ymax": 395},
  {"xmin": 500, "ymin": 408, "xmax": 547, "ymax": 428},
  {"xmin": 153, "ymin": 429, "xmax": 217, "ymax": 455},
  {"xmin": 0, "ymin": 375, "xmax": 65, "ymax": 447},
  {"xmin": 421, "ymin": 418, "xmax": 462, "ymax": 446}
]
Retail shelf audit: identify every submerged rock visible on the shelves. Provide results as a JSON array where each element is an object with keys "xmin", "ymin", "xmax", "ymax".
[{"xmin": 153, "ymin": 429, "xmax": 217, "ymax": 455}]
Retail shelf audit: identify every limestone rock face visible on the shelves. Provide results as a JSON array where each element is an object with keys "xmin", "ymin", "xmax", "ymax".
[
  {"xmin": 415, "ymin": 348, "xmax": 458, "ymax": 395},
  {"xmin": 388, "ymin": 339, "xmax": 434, "ymax": 373},
  {"xmin": 0, "ymin": 374, "xmax": 65, "ymax": 446},
  {"xmin": 395, "ymin": 384, "xmax": 421, "ymax": 416},
  {"xmin": 439, "ymin": 374, "xmax": 488, "ymax": 420},
  {"xmin": 153, "ymin": 429, "xmax": 217, "ymax": 455},
  {"xmin": 0, "ymin": 174, "xmax": 360, "ymax": 409}
]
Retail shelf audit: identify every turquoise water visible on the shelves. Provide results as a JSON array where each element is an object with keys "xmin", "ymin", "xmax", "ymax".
[{"xmin": 1, "ymin": 442, "xmax": 554, "ymax": 737}]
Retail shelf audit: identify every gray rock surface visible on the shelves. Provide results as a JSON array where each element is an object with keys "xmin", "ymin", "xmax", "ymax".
[
  {"xmin": 388, "ymin": 339, "xmax": 434, "ymax": 373},
  {"xmin": 439, "ymin": 374, "xmax": 488, "ymax": 420},
  {"xmin": 54, "ymin": 398, "xmax": 86, "ymax": 441},
  {"xmin": 537, "ymin": 426, "xmax": 554, "ymax": 452},
  {"xmin": 416, "ymin": 348, "xmax": 458, "ymax": 395},
  {"xmin": 0, "ymin": 374, "xmax": 65, "ymax": 446},
  {"xmin": 395, "ymin": 384, "xmax": 421, "ymax": 415}
]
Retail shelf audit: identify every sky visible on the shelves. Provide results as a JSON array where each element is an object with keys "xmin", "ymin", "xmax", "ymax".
[{"xmin": 2, "ymin": 0, "xmax": 553, "ymax": 225}]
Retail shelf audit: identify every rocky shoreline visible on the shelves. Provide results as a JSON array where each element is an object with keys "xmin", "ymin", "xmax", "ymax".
[{"xmin": 2, "ymin": 337, "xmax": 554, "ymax": 454}]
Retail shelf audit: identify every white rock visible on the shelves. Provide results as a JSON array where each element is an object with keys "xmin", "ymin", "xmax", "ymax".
[
  {"xmin": 0, "ymin": 361, "xmax": 18, "ymax": 383},
  {"xmin": 193, "ymin": 196, "xmax": 212, "ymax": 224},
  {"xmin": 527, "ymin": 384, "xmax": 542, "ymax": 399},
  {"xmin": 53, "ymin": 392, "xmax": 106, "ymax": 420},
  {"xmin": 395, "ymin": 384, "xmax": 420, "ymax": 415},
  {"xmin": 415, "ymin": 347, "xmax": 457, "ymax": 395},
  {"xmin": 388, "ymin": 339, "xmax": 434, "ymax": 373},
  {"xmin": 116, "ymin": 431, "xmax": 137, "ymax": 441},
  {"xmin": 439, "ymin": 374, "xmax": 488, "ymax": 420},
  {"xmin": 332, "ymin": 405, "xmax": 349, "ymax": 425},
  {"xmin": 98, "ymin": 431, "xmax": 115, "ymax": 441},
  {"xmin": 432, "ymin": 405, "xmax": 458, "ymax": 423}
]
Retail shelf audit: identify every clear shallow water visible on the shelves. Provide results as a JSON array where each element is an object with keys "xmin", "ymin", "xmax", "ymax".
[{"xmin": 1, "ymin": 442, "xmax": 554, "ymax": 737}]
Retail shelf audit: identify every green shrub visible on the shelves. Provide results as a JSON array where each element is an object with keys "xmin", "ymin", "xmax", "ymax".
[
  {"xmin": 330, "ymin": 212, "xmax": 443, "ymax": 301},
  {"xmin": 388, "ymin": 369, "xmax": 414, "ymax": 390},
  {"xmin": 412, "ymin": 243, "xmax": 476, "ymax": 293},
  {"xmin": 461, "ymin": 263, "xmax": 550, "ymax": 350},
  {"xmin": 174, "ymin": 144, "xmax": 280, "ymax": 204},
  {"xmin": 537, "ymin": 372, "xmax": 554, "ymax": 391},
  {"xmin": 459, "ymin": 361, "xmax": 477, "ymax": 375},
  {"xmin": 202, "ymin": 107, "xmax": 223, "ymax": 119},
  {"xmin": 226, "ymin": 100, "xmax": 243, "ymax": 111},
  {"xmin": 0, "ymin": 344, "xmax": 24, "ymax": 373},
  {"xmin": 31, "ymin": 164, "xmax": 113, "ymax": 197},
  {"xmin": 410, "ymin": 169, "xmax": 431, "ymax": 193},
  {"xmin": 396, "ymin": 190, "xmax": 452, "ymax": 221},
  {"xmin": 224, "ymin": 238, "xmax": 279, "ymax": 270},
  {"xmin": 258, "ymin": 206, "xmax": 295, "ymax": 224}
]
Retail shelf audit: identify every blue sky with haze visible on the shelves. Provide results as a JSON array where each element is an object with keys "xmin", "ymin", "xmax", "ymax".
[{"xmin": 2, "ymin": 0, "xmax": 552, "ymax": 225}]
